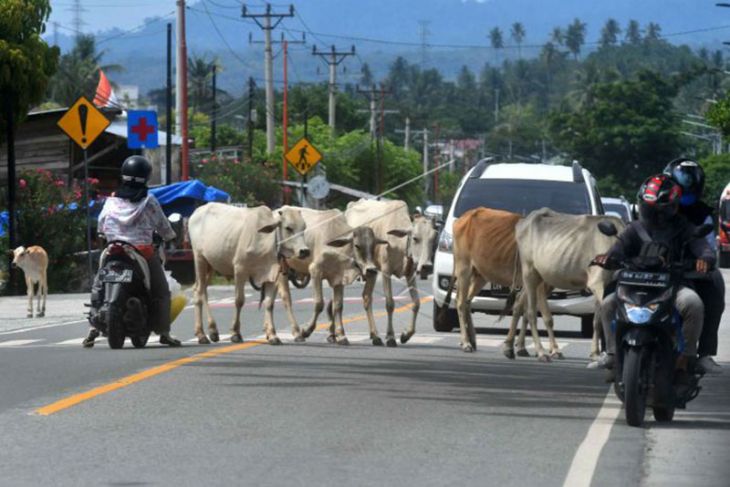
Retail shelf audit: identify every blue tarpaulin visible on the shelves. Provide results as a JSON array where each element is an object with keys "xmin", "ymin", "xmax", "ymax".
[{"xmin": 149, "ymin": 179, "xmax": 230, "ymax": 217}]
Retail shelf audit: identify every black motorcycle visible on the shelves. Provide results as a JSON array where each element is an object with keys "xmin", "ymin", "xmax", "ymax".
[
  {"xmin": 596, "ymin": 221, "xmax": 712, "ymax": 427},
  {"xmin": 88, "ymin": 240, "xmax": 156, "ymax": 349}
]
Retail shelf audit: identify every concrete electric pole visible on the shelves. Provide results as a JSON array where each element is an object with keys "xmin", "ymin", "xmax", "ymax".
[{"xmin": 312, "ymin": 45, "xmax": 356, "ymax": 134}]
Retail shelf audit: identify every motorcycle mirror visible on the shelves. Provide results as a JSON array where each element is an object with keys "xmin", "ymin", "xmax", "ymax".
[
  {"xmin": 598, "ymin": 220, "xmax": 618, "ymax": 237},
  {"xmin": 694, "ymin": 223, "xmax": 713, "ymax": 239},
  {"xmin": 168, "ymin": 213, "xmax": 182, "ymax": 224}
]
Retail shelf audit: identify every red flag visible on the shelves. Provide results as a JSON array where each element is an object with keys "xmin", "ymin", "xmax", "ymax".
[{"xmin": 93, "ymin": 69, "xmax": 119, "ymax": 108}]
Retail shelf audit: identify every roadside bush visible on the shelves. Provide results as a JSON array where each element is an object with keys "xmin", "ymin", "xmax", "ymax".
[
  {"xmin": 0, "ymin": 169, "xmax": 99, "ymax": 294},
  {"xmin": 194, "ymin": 156, "xmax": 281, "ymax": 207}
]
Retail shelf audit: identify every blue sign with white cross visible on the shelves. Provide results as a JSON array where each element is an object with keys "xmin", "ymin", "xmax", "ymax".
[{"xmin": 127, "ymin": 110, "xmax": 159, "ymax": 149}]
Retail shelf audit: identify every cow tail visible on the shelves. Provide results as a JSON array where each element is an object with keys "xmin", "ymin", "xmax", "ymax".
[
  {"xmin": 499, "ymin": 248, "xmax": 521, "ymax": 321},
  {"xmin": 258, "ymin": 284, "xmax": 265, "ymax": 310},
  {"xmin": 440, "ymin": 275, "xmax": 456, "ymax": 320}
]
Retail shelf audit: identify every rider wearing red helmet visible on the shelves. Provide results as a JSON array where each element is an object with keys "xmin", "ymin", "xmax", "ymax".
[{"xmin": 594, "ymin": 174, "xmax": 714, "ymax": 385}]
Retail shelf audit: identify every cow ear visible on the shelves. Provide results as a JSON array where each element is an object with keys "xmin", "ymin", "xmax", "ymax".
[
  {"xmin": 258, "ymin": 221, "xmax": 280, "ymax": 233},
  {"xmin": 327, "ymin": 237, "xmax": 353, "ymax": 248},
  {"xmin": 375, "ymin": 238, "xmax": 388, "ymax": 246},
  {"xmin": 387, "ymin": 229, "xmax": 411, "ymax": 238}
]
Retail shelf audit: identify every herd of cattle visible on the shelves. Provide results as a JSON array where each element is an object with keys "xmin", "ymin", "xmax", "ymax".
[{"xmin": 186, "ymin": 198, "xmax": 624, "ymax": 361}]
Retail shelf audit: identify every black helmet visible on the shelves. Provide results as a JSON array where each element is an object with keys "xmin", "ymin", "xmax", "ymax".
[
  {"xmin": 637, "ymin": 174, "xmax": 682, "ymax": 226},
  {"xmin": 121, "ymin": 155, "xmax": 152, "ymax": 185},
  {"xmin": 663, "ymin": 158, "xmax": 704, "ymax": 206}
]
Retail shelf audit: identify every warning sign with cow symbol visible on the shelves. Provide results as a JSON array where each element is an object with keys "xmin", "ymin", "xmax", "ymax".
[
  {"xmin": 285, "ymin": 137, "xmax": 323, "ymax": 176},
  {"xmin": 57, "ymin": 96, "xmax": 110, "ymax": 150}
]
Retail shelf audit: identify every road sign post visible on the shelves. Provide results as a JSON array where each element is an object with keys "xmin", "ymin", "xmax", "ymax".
[
  {"xmin": 127, "ymin": 111, "xmax": 159, "ymax": 150},
  {"xmin": 57, "ymin": 96, "xmax": 110, "ymax": 290},
  {"xmin": 285, "ymin": 137, "xmax": 323, "ymax": 176}
]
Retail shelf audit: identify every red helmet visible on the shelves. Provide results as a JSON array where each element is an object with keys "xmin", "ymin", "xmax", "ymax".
[{"xmin": 637, "ymin": 174, "xmax": 682, "ymax": 225}]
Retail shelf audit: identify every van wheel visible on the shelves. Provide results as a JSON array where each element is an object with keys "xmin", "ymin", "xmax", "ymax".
[
  {"xmin": 433, "ymin": 302, "xmax": 458, "ymax": 332},
  {"xmin": 581, "ymin": 315, "xmax": 594, "ymax": 339}
]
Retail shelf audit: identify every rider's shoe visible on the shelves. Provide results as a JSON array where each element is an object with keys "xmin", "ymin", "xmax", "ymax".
[
  {"xmin": 697, "ymin": 356, "xmax": 722, "ymax": 375},
  {"xmin": 159, "ymin": 333, "xmax": 182, "ymax": 347},
  {"xmin": 674, "ymin": 368, "xmax": 691, "ymax": 398},
  {"xmin": 597, "ymin": 352, "xmax": 615, "ymax": 369},
  {"xmin": 82, "ymin": 328, "xmax": 100, "ymax": 348}
]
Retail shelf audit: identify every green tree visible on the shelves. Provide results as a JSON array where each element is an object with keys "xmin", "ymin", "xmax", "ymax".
[
  {"xmin": 489, "ymin": 27, "xmax": 504, "ymax": 65},
  {"xmin": 49, "ymin": 34, "xmax": 121, "ymax": 106},
  {"xmin": 188, "ymin": 55, "xmax": 215, "ymax": 114},
  {"xmin": 625, "ymin": 20, "xmax": 642, "ymax": 44},
  {"xmin": 550, "ymin": 71, "xmax": 683, "ymax": 189},
  {"xmin": 0, "ymin": 0, "xmax": 59, "ymax": 139},
  {"xmin": 646, "ymin": 22, "xmax": 662, "ymax": 42},
  {"xmin": 565, "ymin": 18, "xmax": 587, "ymax": 60},
  {"xmin": 699, "ymin": 154, "xmax": 730, "ymax": 206},
  {"xmin": 510, "ymin": 22, "xmax": 526, "ymax": 59},
  {"xmin": 551, "ymin": 27, "xmax": 564, "ymax": 46},
  {"xmin": 360, "ymin": 62, "xmax": 374, "ymax": 86},
  {"xmin": 600, "ymin": 19, "xmax": 621, "ymax": 47}
]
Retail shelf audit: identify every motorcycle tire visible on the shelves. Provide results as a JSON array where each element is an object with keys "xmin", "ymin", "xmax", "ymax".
[
  {"xmin": 653, "ymin": 406, "xmax": 675, "ymax": 422},
  {"xmin": 106, "ymin": 304, "xmax": 126, "ymax": 350},
  {"xmin": 623, "ymin": 347, "xmax": 647, "ymax": 427},
  {"xmin": 131, "ymin": 333, "xmax": 150, "ymax": 349}
]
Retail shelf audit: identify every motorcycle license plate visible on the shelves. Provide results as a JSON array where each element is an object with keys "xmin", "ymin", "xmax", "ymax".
[
  {"xmin": 101, "ymin": 269, "xmax": 133, "ymax": 283},
  {"xmin": 618, "ymin": 270, "xmax": 670, "ymax": 287}
]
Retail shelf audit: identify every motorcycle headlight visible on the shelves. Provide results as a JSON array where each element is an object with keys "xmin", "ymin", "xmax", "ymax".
[
  {"xmin": 624, "ymin": 303, "xmax": 657, "ymax": 324},
  {"xmin": 438, "ymin": 231, "xmax": 453, "ymax": 253}
]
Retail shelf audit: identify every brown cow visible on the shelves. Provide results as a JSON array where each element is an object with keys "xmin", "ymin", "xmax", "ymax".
[{"xmin": 11, "ymin": 246, "xmax": 49, "ymax": 318}]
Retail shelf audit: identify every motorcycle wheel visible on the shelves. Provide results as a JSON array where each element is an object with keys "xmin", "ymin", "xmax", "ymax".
[
  {"xmin": 106, "ymin": 304, "xmax": 126, "ymax": 350},
  {"xmin": 653, "ymin": 406, "xmax": 675, "ymax": 422},
  {"xmin": 623, "ymin": 347, "xmax": 647, "ymax": 427},
  {"xmin": 131, "ymin": 333, "xmax": 150, "ymax": 349}
]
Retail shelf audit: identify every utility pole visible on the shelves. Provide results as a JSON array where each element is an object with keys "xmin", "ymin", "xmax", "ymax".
[
  {"xmin": 176, "ymin": 0, "xmax": 190, "ymax": 180},
  {"xmin": 395, "ymin": 117, "xmax": 411, "ymax": 151},
  {"xmin": 357, "ymin": 84, "xmax": 379, "ymax": 139},
  {"xmin": 210, "ymin": 64, "xmax": 217, "ymax": 153},
  {"xmin": 165, "ymin": 22, "xmax": 172, "ymax": 184},
  {"xmin": 408, "ymin": 127, "xmax": 430, "ymax": 195},
  {"xmin": 243, "ymin": 3, "xmax": 295, "ymax": 155},
  {"xmin": 418, "ymin": 20, "xmax": 431, "ymax": 68},
  {"xmin": 68, "ymin": 0, "xmax": 86, "ymax": 39},
  {"xmin": 4, "ymin": 96, "xmax": 16, "ymax": 291},
  {"xmin": 433, "ymin": 123, "xmax": 441, "ymax": 201},
  {"xmin": 247, "ymin": 77, "xmax": 255, "ymax": 161},
  {"xmin": 494, "ymin": 88, "xmax": 500, "ymax": 123},
  {"xmin": 282, "ymin": 40, "xmax": 290, "ymax": 205},
  {"xmin": 312, "ymin": 45, "xmax": 356, "ymax": 134}
]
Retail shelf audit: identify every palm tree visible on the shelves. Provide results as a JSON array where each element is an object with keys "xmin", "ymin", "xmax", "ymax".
[
  {"xmin": 646, "ymin": 22, "xmax": 662, "ymax": 41},
  {"xmin": 551, "ymin": 27, "xmax": 564, "ymax": 46},
  {"xmin": 565, "ymin": 18, "xmax": 587, "ymax": 60},
  {"xmin": 49, "ymin": 34, "xmax": 123, "ymax": 106},
  {"xmin": 188, "ymin": 55, "xmax": 215, "ymax": 114},
  {"xmin": 625, "ymin": 20, "xmax": 642, "ymax": 44},
  {"xmin": 600, "ymin": 19, "xmax": 621, "ymax": 47},
  {"xmin": 511, "ymin": 22, "xmax": 526, "ymax": 59},
  {"xmin": 489, "ymin": 27, "xmax": 504, "ymax": 66}
]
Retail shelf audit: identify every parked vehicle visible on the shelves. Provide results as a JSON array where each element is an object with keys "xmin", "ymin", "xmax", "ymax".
[
  {"xmin": 601, "ymin": 196, "xmax": 633, "ymax": 223},
  {"xmin": 432, "ymin": 159, "xmax": 604, "ymax": 337},
  {"xmin": 595, "ymin": 221, "xmax": 710, "ymax": 427},
  {"xmin": 717, "ymin": 198, "xmax": 730, "ymax": 268}
]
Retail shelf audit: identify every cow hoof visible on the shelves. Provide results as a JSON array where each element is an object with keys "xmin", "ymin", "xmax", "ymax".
[
  {"xmin": 208, "ymin": 331, "xmax": 220, "ymax": 343},
  {"xmin": 551, "ymin": 351, "xmax": 565, "ymax": 360},
  {"xmin": 197, "ymin": 335, "xmax": 211, "ymax": 345},
  {"xmin": 327, "ymin": 335, "xmax": 337, "ymax": 344},
  {"xmin": 461, "ymin": 343, "xmax": 474, "ymax": 353},
  {"xmin": 301, "ymin": 329, "xmax": 313, "ymax": 339},
  {"xmin": 516, "ymin": 348, "xmax": 530, "ymax": 357},
  {"xmin": 537, "ymin": 354, "xmax": 552, "ymax": 363},
  {"xmin": 589, "ymin": 352, "xmax": 600, "ymax": 361},
  {"xmin": 294, "ymin": 334, "xmax": 306, "ymax": 343},
  {"xmin": 372, "ymin": 336, "xmax": 384, "ymax": 346},
  {"xmin": 400, "ymin": 332, "xmax": 412, "ymax": 344},
  {"xmin": 337, "ymin": 337, "xmax": 350, "ymax": 346},
  {"xmin": 386, "ymin": 337, "xmax": 398, "ymax": 348},
  {"xmin": 37, "ymin": 312, "xmax": 45, "ymax": 318},
  {"xmin": 501, "ymin": 344, "xmax": 516, "ymax": 359},
  {"xmin": 268, "ymin": 336, "xmax": 282, "ymax": 346},
  {"xmin": 230, "ymin": 333, "xmax": 243, "ymax": 343}
]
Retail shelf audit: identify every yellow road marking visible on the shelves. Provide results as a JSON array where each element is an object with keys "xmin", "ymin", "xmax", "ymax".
[{"xmin": 36, "ymin": 296, "xmax": 432, "ymax": 416}]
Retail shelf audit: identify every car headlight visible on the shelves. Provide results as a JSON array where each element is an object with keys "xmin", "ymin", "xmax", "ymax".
[
  {"xmin": 438, "ymin": 231, "xmax": 453, "ymax": 253},
  {"xmin": 624, "ymin": 303, "xmax": 658, "ymax": 324}
]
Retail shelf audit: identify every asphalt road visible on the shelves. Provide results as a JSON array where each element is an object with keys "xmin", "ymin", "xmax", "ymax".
[{"xmin": 0, "ymin": 276, "xmax": 728, "ymax": 486}]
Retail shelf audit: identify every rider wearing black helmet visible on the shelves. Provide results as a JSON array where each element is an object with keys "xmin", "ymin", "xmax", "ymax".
[
  {"xmin": 83, "ymin": 156, "xmax": 182, "ymax": 347},
  {"xmin": 664, "ymin": 158, "xmax": 725, "ymax": 375},
  {"xmin": 594, "ymin": 174, "xmax": 714, "ymax": 384}
]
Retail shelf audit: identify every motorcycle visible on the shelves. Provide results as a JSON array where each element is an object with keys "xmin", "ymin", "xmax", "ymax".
[
  {"xmin": 87, "ymin": 238, "xmax": 160, "ymax": 349},
  {"xmin": 595, "ymin": 221, "xmax": 712, "ymax": 427}
]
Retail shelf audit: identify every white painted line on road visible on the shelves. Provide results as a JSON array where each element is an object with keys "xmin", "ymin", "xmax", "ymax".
[
  {"xmin": 403, "ymin": 335, "xmax": 442, "ymax": 345},
  {"xmin": 562, "ymin": 388, "xmax": 621, "ymax": 487},
  {"xmin": 0, "ymin": 319, "xmax": 87, "ymax": 336},
  {"xmin": 0, "ymin": 339, "xmax": 43, "ymax": 347}
]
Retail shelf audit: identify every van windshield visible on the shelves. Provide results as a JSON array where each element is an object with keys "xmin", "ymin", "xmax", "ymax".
[{"xmin": 453, "ymin": 178, "xmax": 592, "ymax": 218}]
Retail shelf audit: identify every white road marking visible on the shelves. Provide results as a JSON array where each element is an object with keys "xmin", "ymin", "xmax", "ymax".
[
  {"xmin": 0, "ymin": 339, "xmax": 43, "ymax": 347},
  {"xmin": 562, "ymin": 388, "xmax": 621, "ymax": 487},
  {"xmin": 0, "ymin": 319, "xmax": 87, "ymax": 336}
]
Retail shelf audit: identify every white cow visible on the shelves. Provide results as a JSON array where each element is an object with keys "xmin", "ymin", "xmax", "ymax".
[
  {"xmin": 188, "ymin": 203, "xmax": 310, "ymax": 345},
  {"xmin": 278, "ymin": 207, "xmax": 386, "ymax": 345},
  {"xmin": 11, "ymin": 246, "xmax": 48, "ymax": 318},
  {"xmin": 345, "ymin": 199, "xmax": 419, "ymax": 347},
  {"xmin": 410, "ymin": 214, "xmax": 438, "ymax": 279},
  {"xmin": 507, "ymin": 208, "xmax": 626, "ymax": 360}
]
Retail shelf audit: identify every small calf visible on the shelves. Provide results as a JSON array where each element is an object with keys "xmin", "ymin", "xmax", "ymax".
[{"xmin": 11, "ymin": 246, "xmax": 48, "ymax": 318}]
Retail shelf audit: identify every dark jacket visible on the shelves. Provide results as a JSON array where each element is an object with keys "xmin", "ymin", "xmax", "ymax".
[
  {"xmin": 679, "ymin": 200, "xmax": 715, "ymax": 227},
  {"xmin": 606, "ymin": 216, "xmax": 716, "ymax": 267}
]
